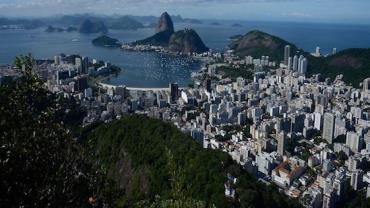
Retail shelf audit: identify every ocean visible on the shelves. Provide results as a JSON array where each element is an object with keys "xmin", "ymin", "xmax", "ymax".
[{"xmin": 0, "ymin": 20, "xmax": 369, "ymax": 87}]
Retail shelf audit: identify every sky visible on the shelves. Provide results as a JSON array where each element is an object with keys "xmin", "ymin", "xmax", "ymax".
[{"xmin": 0, "ymin": 0, "xmax": 369, "ymax": 24}]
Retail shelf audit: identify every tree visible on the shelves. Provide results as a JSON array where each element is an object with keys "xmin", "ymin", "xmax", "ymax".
[{"xmin": 0, "ymin": 54, "xmax": 98, "ymax": 207}]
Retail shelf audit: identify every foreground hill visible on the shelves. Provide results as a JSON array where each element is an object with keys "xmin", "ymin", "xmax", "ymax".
[
  {"xmin": 307, "ymin": 48, "xmax": 370, "ymax": 87},
  {"xmin": 85, "ymin": 115, "xmax": 301, "ymax": 207},
  {"xmin": 229, "ymin": 30, "xmax": 303, "ymax": 60}
]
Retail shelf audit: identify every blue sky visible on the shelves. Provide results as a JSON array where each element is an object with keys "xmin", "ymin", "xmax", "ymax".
[{"xmin": 0, "ymin": 0, "xmax": 369, "ymax": 24}]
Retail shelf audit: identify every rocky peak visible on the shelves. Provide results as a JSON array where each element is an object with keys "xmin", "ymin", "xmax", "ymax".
[{"xmin": 155, "ymin": 12, "xmax": 174, "ymax": 34}]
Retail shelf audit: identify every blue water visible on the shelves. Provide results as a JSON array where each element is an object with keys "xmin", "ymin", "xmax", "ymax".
[{"xmin": 0, "ymin": 21, "xmax": 370, "ymax": 87}]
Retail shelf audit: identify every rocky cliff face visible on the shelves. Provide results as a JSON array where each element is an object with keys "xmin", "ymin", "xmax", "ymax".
[
  {"xmin": 155, "ymin": 12, "xmax": 174, "ymax": 34},
  {"xmin": 168, "ymin": 29, "xmax": 209, "ymax": 53},
  {"xmin": 134, "ymin": 12, "xmax": 175, "ymax": 46},
  {"xmin": 133, "ymin": 12, "xmax": 208, "ymax": 53}
]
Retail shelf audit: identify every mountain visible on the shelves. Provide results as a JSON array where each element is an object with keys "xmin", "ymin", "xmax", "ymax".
[
  {"xmin": 134, "ymin": 12, "xmax": 175, "ymax": 46},
  {"xmin": 230, "ymin": 30, "xmax": 370, "ymax": 87},
  {"xmin": 79, "ymin": 19, "xmax": 108, "ymax": 34},
  {"xmin": 107, "ymin": 16, "xmax": 144, "ymax": 30},
  {"xmin": 156, "ymin": 12, "xmax": 174, "ymax": 34},
  {"xmin": 229, "ymin": 30, "xmax": 303, "ymax": 61},
  {"xmin": 134, "ymin": 12, "xmax": 209, "ymax": 53},
  {"xmin": 168, "ymin": 29, "xmax": 209, "ymax": 53},
  {"xmin": 92, "ymin": 35, "xmax": 121, "ymax": 47},
  {"xmin": 307, "ymin": 48, "xmax": 370, "ymax": 87},
  {"xmin": 134, "ymin": 31, "xmax": 174, "ymax": 47}
]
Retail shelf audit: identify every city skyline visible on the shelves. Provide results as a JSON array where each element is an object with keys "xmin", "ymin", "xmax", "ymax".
[{"xmin": 0, "ymin": 0, "xmax": 370, "ymax": 25}]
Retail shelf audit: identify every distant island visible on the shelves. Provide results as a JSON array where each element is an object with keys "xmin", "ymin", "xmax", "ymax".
[
  {"xmin": 232, "ymin": 23, "xmax": 242, "ymax": 27},
  {"xmin": 211, "ymin": 22, "xmax": 221, "ymax": 26},
  {"xmin": 229, "ymin": 34, "xmax": 243, "ymax": 41},
  {"xmin": 45, "ymin": 25, "xmax": 64, "ymax": 33},
  {"xmin": 133, "ymin": 12, "xmax": 209, "ymax": 54},
  {"xmin": 92, "ymin": 35, "xmax": 121, "ymax": 48},
  {"xmin": 65, "ymin": 26, "xmax": 78, "ymax": 32}
]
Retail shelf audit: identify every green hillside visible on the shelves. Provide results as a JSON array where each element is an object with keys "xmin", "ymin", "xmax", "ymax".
[
  {"xmin": 85, "ymin": 115, "xmax": 301, "ymax": 208},
  {"xmin": 307, "ymin": 48, "xmax": 370, "ymax": 87},
  {"xmin": 229, "ymin": 30, "xmax": 304, "ymax": 61}
]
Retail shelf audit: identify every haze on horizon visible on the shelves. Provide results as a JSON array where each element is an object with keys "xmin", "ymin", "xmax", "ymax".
[{"xmin": 0, "ymin": 0, "xmax": 369, "ymax": 25}]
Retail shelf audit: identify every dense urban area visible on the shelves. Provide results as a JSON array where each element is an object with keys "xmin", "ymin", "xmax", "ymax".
[{"xmin": 2, "ymin": 38, "xmax": 370, "ymax": 208}]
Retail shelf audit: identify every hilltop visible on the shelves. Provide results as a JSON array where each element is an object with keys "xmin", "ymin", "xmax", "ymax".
[
  {"xmin": 229, "ymin": 30, "xmax": 303, "ymax": 60},
  {"xmin": 307, "ymin": 48, "xmax": 370, "ymax": 87},
  {"xmin": 229, "ymin": 30, "xmax": 370, "ymax": 87},
  {"xmin": 134, "ymin": 12, "xmax": 175, "ymax": 46},
  {"xmin": 79, "ymin": 19, "xmax": 108, "ymax": 34},
  {"xmin": 169, "ymin": 29, "xmax": 209, "ymax": 53}
]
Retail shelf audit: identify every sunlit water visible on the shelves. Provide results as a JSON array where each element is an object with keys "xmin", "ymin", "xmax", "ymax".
[{"xmin": 0, "ymin": 21, "xmax": 369, "ymax": 87}]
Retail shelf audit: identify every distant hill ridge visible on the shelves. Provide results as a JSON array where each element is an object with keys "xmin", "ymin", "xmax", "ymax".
[
  {"xmin": 229, "ymin": 30, "xmax": 303, "ymax": 61},
  {"xmin": 230, "ymin": 30, "xmax": 370, "ymax": 87}
]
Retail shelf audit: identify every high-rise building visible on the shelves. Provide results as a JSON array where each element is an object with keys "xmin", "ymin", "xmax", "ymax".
[
  {"xmin": 203, "ymin": 78, "xmax": 212, "ymax": 92},
  {"xmin": 315, "ymin": 47, "xmax": 321, "ymax": 57},
  {"xmin": 332, "ymin": 48, "xmax": 337, "ymax": 55},
  {"xmin": 54, "ymin": 55, "xmax": 61, "ymax": 65},
  {"xmin": 284, "ymin": 45, "xmax": 291, "ymax": 66},
  {"xmin": 298, "ymin": 55, "xmax": 304, "ymax": 72},
  {"xmin": 351, "ymin": 170, "xmax": 364, "ymax": 191},
  {"xmin": 169, "ymin": 82, "xmax": 179, "ymax": 103},
  {"xmin": 299, "ymin": 58, "xmax": 308, "ymax": 75},
  {"xmin": 314, "ymin": 112, "xmax": 323, "ymax": 131},
  {"xmin": 237, "ymin": 112, "xmax": 247, "ymax": 125},
  {"xmin": 75, "ymin": 57, "xmax": 82, "ymax": 73},
  {"xmin": 287, "ymin": 57, "xmax": 292, "ymax": 70},
  {"xmin": 115, "ymin": 86, "xmax": 127, "ymax": 99},
  {"xmin": 323, "ymin": 113, "xmax": 335, "ymax": 144},
  {"xmin": 82, "ymin": 56, "xmax": 89, "ymax": 74},
  {"xmin": 363, "ymin": 78, "xmax": 370, "ymax": 93},
  {"xmin": 293, "ymin": 55, "xmax": 298, "ymax": 71},
  {"xmin": 74, "ymin": 75, "xmax": 88, "ymax": 92},
  {"xmin": 346, "ymin": 132, "xmax": 363, "ymax": 153},
  {"xmin": 277, "ymin": 131, "xmax": 287, "ymax": 155}
]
